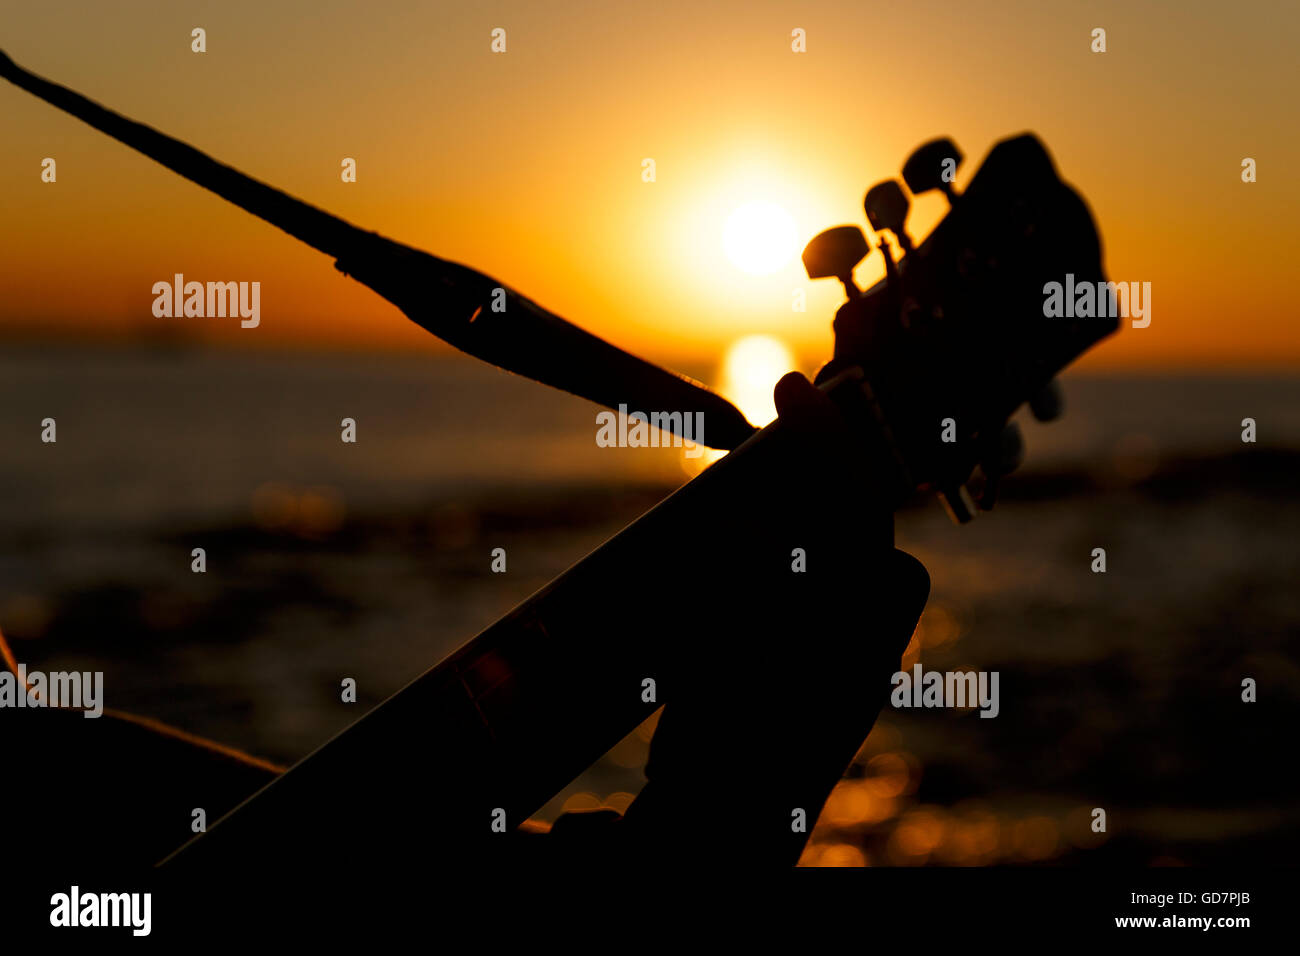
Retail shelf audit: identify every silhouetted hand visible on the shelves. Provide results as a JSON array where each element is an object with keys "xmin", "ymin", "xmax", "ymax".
[{"xmin": 551, "ymin": 372, "xmax": 930, "ymax": 866}]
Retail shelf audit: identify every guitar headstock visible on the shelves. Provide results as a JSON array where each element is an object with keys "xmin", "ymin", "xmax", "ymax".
[{"xmin": 804, "ymin": 134, "xmax": 1115, "ymax": 521}]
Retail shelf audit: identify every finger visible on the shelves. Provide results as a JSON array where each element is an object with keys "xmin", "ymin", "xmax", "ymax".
[{"xmin": 773, "ymin": 371, "xmax": 844, "ymax": 437}]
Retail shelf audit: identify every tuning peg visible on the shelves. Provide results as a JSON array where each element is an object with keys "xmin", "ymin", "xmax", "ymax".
[
  {"xmin": 974, "ymin": 424, "xmax": 1023, "ymax": 512},
  {"xmin": 863, "ymin": 180, "xmax": 913, "ymax": 254},
  {"xmin": 973, "ymin": 422, "xmax": 1025, "ymax": 512},
  {"xmin": 902, "ymin": 137, "xmax": 963, "ymax": 204},
  {"xmin": 992, "ymin": 421, "xmax": 1025, "ymax": 473},
  {"xmin": 1028, "ymin": 379, "xmax": 1064, "ymax": 422},
  {"xmin": 802, "ymin": 226, "xmax": 869, "ymax": 300}
]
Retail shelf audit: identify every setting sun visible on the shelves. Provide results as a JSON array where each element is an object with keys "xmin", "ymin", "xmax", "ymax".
[
  {"xmin": 720, "ymin": 334, "xmax": 797, "ymax": 426},
  {"xmin": 722, "ymin": 200, "xmax": 798, "ymax": 276},
  {"xmin": 681, "ymin": 332, "xmax": 797, "ymax": 477}
]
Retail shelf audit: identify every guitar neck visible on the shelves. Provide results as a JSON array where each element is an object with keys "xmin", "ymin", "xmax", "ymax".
[{"xmin": 166, "ymin": 369, "xmax": 900, "ymax": 869}]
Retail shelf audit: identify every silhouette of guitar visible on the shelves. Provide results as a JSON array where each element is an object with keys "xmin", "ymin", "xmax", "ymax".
[{"xmin": 2, "ymin": 51, "xmax": 1116, "ymax": 870}]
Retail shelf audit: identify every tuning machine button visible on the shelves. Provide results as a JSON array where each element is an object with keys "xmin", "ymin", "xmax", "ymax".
[
  {"xmin": 801, "ymin": 226, "xmax": 870, "ymax": 301},
  {"xmin": 991, "ymin": 421, "xmax": 1025, "ymax": 473},
  {"xmin": 864, "ymin": 180, "xmax": 914, "ymax": 255},
  {"xmin": 975, "ymin": 422, "xmax": 1025, "ymax": 511},
  {"xmin": 902, "ymin": 137, "xmax": 964, "ymax": 205},
  {"xmin": 1029, "ymin": 379, "xmax": 1064, "ymax": 422}
]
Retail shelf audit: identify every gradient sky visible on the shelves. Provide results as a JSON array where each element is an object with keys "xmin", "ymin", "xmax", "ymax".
[{"xmin": 2, "ymin": 0, "xmax": 1298, "ymax": 372}]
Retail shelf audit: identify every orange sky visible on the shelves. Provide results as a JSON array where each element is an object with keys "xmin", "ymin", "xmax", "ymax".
[{"xmin": 3, "ymin": 0, "xmax": 1298, "ymax": 372}]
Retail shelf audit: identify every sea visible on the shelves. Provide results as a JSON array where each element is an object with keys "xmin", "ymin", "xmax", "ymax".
[{"xmin": 2, "ymin": 345, "xmax": 1297, "ymax": 866}]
